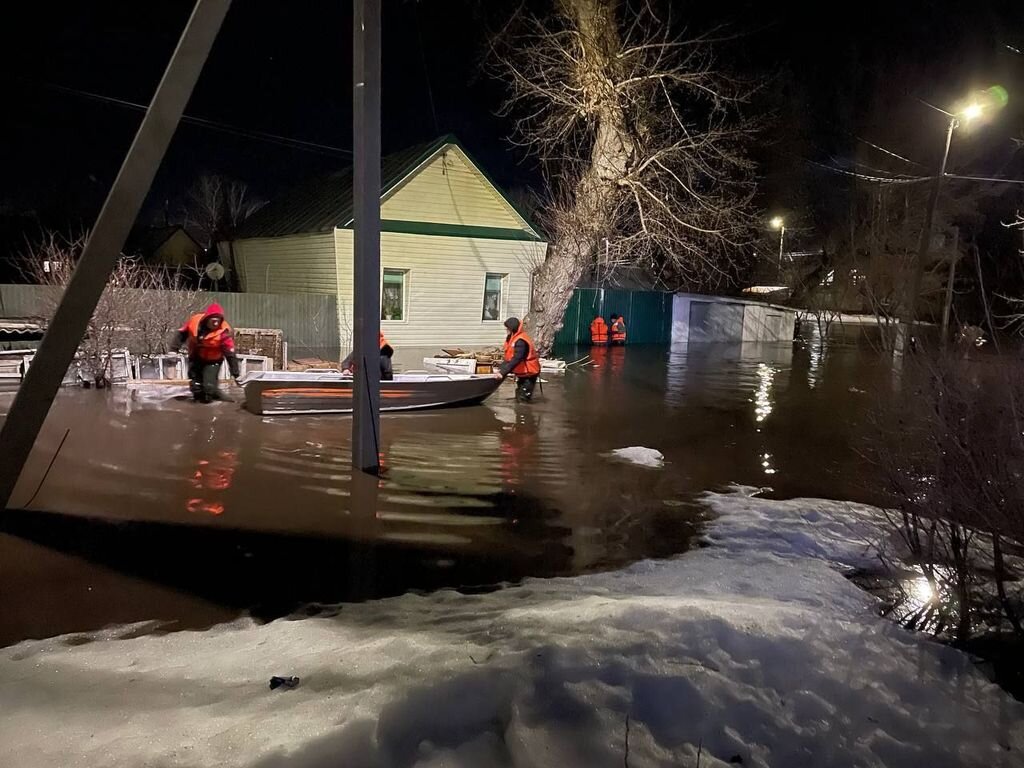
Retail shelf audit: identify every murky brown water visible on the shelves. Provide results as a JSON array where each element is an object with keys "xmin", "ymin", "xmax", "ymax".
[{"xmin": 0, "ymin": 340, "xmax": 893, "ymax": 644}]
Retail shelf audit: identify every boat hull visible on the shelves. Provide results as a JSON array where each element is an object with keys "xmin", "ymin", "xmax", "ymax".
[{"xmin": 242, "ymin": 372, "xmax": 503, "ymax": 416}]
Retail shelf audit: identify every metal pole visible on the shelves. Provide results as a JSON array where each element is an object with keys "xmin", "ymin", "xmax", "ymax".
[
  {"xmin": 907, "ymin": 116, "xmax": 956, "ymax": 338},
  {"xmin": 352, "ymin": 0, "xmax": 382, "ymax": 474},
  {"xmin": 0, "ymin": 0, "xmax": 232, "ymax": 510},
  {"xmin": 940, "ymin": 226, "xmax": 960, "ymax": 348},
  {"xmin": 776, "ymin": 225, "xmax": 786, "ymax": 281}
]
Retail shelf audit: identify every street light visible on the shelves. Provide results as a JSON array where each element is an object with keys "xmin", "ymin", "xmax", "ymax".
[
  {"xmin": 770, "ymin": 216, "xmax": 785, "ymax": 280},
  {"xmin": 908, "ymin": 90, "xmax": 1005, "ymax": 337}
]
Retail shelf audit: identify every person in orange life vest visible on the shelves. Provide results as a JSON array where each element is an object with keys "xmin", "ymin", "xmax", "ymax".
[
  {"xmin": 173, "ymin": 303, "xmax": 240, "ymax": 403},
  {"xmin": 494, "ymin": 317, "xmax": 541, "ymax": 402},
  {"xmin": 341, "ymin": 332, "xmax": 394, "ymax": 381},
  {"xmin": 610, "ymin": 313, "xmax": 627, "ymax": 345},
  {"xmin": 589, "ymin": 316, "xmax": 609, "ymax": 345}
]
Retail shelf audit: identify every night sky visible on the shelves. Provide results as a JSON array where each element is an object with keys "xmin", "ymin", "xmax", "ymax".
[{"xmin": 1, "ymin": 0, "xmax": 1022, "ymax": 245}]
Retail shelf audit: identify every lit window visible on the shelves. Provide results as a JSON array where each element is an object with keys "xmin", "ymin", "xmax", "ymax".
[
  {"xmin": 382, "ymin": 269, "xmax": 407, "ymax": 321},
  {"xmin": 482, "ymin": 273, "xmax": 506, "ymax": 321}
]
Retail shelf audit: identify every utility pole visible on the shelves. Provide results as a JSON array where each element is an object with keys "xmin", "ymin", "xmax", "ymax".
[
  {"xmin": 907, "ymin": 116, "xmax": 956, "ymax": 339},
  {"xmin": 940, "ymin": 226, "xmax": 960, "ymax": 347},
  {"xmin": 0, "ymin": 0, "xmax": 231, "ymax": 510},
  {"xmin": 351, "ymin": 0, "xmax": 382, "ymax": 474}
]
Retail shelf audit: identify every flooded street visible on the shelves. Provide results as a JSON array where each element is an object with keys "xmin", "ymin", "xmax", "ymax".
[{"xmin": 0, "ymin": 340, "xmax": 892, "ymax": 644}]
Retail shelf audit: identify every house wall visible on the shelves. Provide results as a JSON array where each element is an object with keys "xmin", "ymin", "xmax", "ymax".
[
  {"xmin": 381, "ymin": 148, "xmax": 529, "ymax": 231},
  {"xmin": 334, "ymin": 228, "xmax": 545, "ymax": 349},
  {"xmin": 154, "ymin": 230, "xmax": 203, "ymax": 267},
  {"xmin": 234, "ymin": 233, "xmax": 337, "ymax": 295}
]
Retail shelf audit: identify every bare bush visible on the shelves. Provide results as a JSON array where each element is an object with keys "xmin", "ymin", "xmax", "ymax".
[
  {"xmin": 22, "ymin": 231, "xmax": 199, "ymax": 386},
  {"xmin": 867, "ymin": 350, "xmax": 1024, "ymax": 643}
]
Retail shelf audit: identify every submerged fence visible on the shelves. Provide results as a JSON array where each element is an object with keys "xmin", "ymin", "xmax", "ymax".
[
  {"xmin": 0, "ymin": 285, "xmax": 340, "ymax": 358},
  {"xmin": 554, "ymin": 288, "xmax": 675, "ymax": 346}
]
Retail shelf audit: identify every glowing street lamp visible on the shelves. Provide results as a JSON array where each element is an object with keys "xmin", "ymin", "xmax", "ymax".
[
  {"xmin": 909, "ymin": 87, "xmax": 1007, "ymax": 336},
  {"xmin": 961, "ymin": 102, "xmax": 984, "ymax": 123},
  {"xmin": 770, "ymin": 216, "xmax": 785, "ymax": 279}
]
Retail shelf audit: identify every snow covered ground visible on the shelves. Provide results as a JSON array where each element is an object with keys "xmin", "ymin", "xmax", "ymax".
[{"xmin": 1, "ymin": 488, "xmax": 1022, "ymax": 767}]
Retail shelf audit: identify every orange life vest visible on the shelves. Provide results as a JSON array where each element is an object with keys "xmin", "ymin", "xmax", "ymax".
[
  {"xmin": 184, "ymin": 312, "xmax": 234, "ymax": 363},
  {"xmin": 611, "ymin": 317, "xmax": 627, "ymax": 343},
  {"xmin": 504, "ymin": 328, "xmax": 541, "ymax": 377},
  {"xmin": 590, "ymin": 317, "xmax": 609, "ymax": 345}
]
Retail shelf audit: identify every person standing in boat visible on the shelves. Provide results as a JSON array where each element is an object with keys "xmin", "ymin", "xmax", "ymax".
[
  {"xmin": 341, "ymin": 332, "xmax": 394, "ymax": 381},
  {"xmin": 173, "ymin": 303, "xmax": 241, "ymax": 403},
  {"xmin": 495, "ymin": 317, "xmax": 541, "ymax": 402}
]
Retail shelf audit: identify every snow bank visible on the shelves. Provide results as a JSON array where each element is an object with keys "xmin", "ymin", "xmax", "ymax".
[
  {"xmin": 605, "ymin": 446, "xmax": 665, "ymax": 468},
  {"xmin": 701, "ymin": 485, "xmax": 894, "ymax": 572},
  {"xmin": 1, "ymin": 490, "xmax": 1022, "ymax": 767}
]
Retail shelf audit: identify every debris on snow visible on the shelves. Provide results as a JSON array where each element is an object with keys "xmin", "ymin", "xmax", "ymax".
[{"xmin": 268, "ymin": 676, "xmax": 300, "ymax": 691}]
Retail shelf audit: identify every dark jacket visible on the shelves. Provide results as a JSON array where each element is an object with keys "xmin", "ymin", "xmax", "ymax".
[{"xmin": 341, "ymin": 350, "xmax": 394, "ymax": 381}]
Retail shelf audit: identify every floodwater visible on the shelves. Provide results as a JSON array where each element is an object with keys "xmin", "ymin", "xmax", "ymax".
[{"xmin": 0, "ymin": 340, "xmax": 894, "ymax": 645}]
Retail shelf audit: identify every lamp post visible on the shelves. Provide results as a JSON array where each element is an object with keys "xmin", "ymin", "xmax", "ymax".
[
  {"xmin": 906, "ymin": 99, "xmax": 988, "ymax": 338},
  {"xmin": 770, "ymin": 216, "xmax": 785, "ymax": 281}
]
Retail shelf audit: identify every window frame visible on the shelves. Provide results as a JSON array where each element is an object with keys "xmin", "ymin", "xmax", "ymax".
[
  {"xmin": 481, "ymin": 272, "xmax": 507, "ymax": 323},
  {"xmin": 380, "ymin": 267, "xmax": 409, "ymax": 323}
]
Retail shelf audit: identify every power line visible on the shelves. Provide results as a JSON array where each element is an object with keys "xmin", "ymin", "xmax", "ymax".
[
  {"xmin": 854, "ymin": 136, "xmax": 926, "ymax": 169},
  {"xmin": 25, "ymin": 79, "xmax": 353, "ymax": 157},
  {"xmin": 413, "ymin": 2, "xmax": 440, "ymax": 135},
  {"xmin": 802, "ymin": 155, "xmax": 932, "ymax": 185},
  {"xmin": 944, "ymin": 173, "xmax": 1024, "ymax": 185}
]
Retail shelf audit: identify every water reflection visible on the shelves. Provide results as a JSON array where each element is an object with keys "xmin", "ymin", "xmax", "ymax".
[
  {"xmin": 2, "ymin": 339, "xmax": 898, "ymax": 641},
  {"xmin": 754, "ymin": 363, "xmax": 775, "ymax": 424}
]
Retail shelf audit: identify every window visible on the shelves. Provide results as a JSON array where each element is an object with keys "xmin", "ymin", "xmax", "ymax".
[
  {"xmin": 482, "ymin": 273, "xmax": 506, "ymax": 321},
  {"xmin": 381, "ymin": 269, "xmax": 407, "ymax": 321}
]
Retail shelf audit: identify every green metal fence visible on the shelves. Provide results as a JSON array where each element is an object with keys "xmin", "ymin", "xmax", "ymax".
[{"xmin": 553, "ymin": 288, "xmax": 674, "ymax": 346}]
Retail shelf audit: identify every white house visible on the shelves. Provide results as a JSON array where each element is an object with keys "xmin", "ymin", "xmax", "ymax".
[{"xmin": 230, "ymin": 135, "xmax": 547, "ymax": 349}]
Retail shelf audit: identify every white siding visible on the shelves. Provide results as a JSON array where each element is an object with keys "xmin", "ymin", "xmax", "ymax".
[
  {"xmin": 234, "ymin": 233, "xmax": 337, "ymax": 295},
  {"xmin": 335, "ymin": 229, "xmax": 547, "ymax": 348},
  {"xmin": 381, "ymin": 148, "xmax": 532, "ymax": 231}
]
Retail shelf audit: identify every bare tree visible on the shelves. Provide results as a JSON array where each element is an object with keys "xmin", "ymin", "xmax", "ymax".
[
  {"xmin": 182, "ymin": 174, "xmax": 264, "ymax": 248},
  {"xmin": 22, "ymin": 231, "xmax": 199, "ymax": 386},
  {"xmin": 491, "ymin": 0, "xmax": 760, "ymax": 350}
]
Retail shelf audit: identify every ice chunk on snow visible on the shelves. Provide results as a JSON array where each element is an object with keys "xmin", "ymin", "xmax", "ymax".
[{"xmin": 605, "ymin": 446, "xmax": 664, "ymax": 468}]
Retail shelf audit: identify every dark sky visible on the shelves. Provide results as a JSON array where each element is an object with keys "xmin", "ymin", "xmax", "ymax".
[{"xmin": 1, "ymin": 0, "xmax": 1022, "ymax": 235}]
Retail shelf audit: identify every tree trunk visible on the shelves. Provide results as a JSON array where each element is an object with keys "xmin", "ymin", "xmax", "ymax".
[{"xmin": 524, "ymin": 0, "xmax": 633, "ymax": 353}]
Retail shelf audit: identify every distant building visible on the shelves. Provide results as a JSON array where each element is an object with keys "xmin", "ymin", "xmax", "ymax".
[
  {"xmin": 127, "ymin": 225, "xmax": 204, "ymax": 268},
  {"xmin": 230, "ymin": 135, "xmax": 547, "ymax": 348}
]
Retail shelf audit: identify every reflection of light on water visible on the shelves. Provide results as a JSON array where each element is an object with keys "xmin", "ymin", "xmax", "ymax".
[
  {"xmin": 807, "ymin": 343, "xmax": 822, "ymax": 389},
  {"xmin": 761, "ymin": 452, "xmax": 777, "ymax": 475},
  {"xmin": 753, "ymin": 363, "xmax": 775, "ymax": 423},
  {"xmin": 909, "ymin": 575, "xmax": 936, "ymax": 607}
]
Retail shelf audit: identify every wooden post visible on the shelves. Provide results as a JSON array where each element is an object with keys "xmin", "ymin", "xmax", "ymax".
[
  {"xmin": 351, "ymin": 0, "xmax": 382, "ymax": 474},
  {"xmin": 0, "ymin": 0, "xmax": 232, "ymax": 510}
]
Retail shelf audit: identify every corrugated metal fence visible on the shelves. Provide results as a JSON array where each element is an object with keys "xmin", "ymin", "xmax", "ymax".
[
  {"xmin": 0, "ymin": 285, "xmax": 339, "ymax": 357},
  {"xmin": 554, "ymin": 288, "xmax": 674, "ymax": 346}
]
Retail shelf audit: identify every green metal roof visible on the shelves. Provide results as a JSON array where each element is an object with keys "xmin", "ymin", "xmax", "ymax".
[{"xmin": 235, "ymin": 135, "xmax": 542, "ymax": 240}]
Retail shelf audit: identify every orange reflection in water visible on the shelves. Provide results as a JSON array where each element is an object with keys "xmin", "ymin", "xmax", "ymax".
[{"xmin": 186, "ymin": 449, "xmax": 238, "ymax": 517}]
